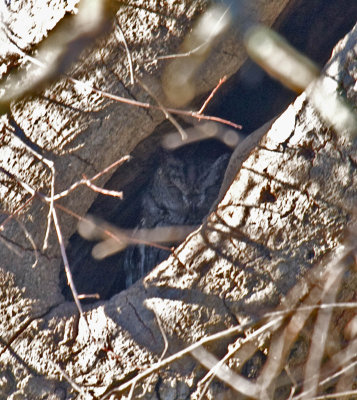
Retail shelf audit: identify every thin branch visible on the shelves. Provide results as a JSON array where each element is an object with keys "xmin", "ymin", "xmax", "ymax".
[
  {"xmin": 114, "ymin": 19, "xmax": 135, "ymax": 85},
  {"xmin": 301, "ymin": 262, "xmax": 346, "ymax": 399},
  {"xmin": 66, "ymin": 76, "xmax": 242, "ymax": 130},
  {"xmin": 192, "ymin": 345, "xmax": 265, "ymax": 399},
  {"xmin": 196, "ymin": 315, "xmax": 284, "ymax": 399},
  {"xmin": 13, "ymin": 50, "xmax": 242, "ymax": 130},
  {"xmin": 62, "ymin": 210, "xmax": 175, "ymax": 254},
  {"xmin": 0, "ymin": 194, "xmax": 35, "ymax": 230},
  {"xmin": 198, "ymin": 75, "xmax": 227, "ymax": 114},
  {"xmin": 136, "ymin": 77, "xmax": 188, "ymax": 140},
  {"xmin": 52, "ymin": 155, "xmax": 130, "ymax": 201},
  {"xmin": 49, "ymin": 360, "xmax": 93, "ymax": 398},
  {"xmin": 99, "ymin": 320, "xmax": 257, "ymax": 399},
  {"xmin": 81, "ymin": 177, "xmax": 123, "ymax": 198},
  {"xmin": 311, "ymin": 390, "xmax": 357, "ymax": 400},
  {"xmin": 51, "ymin": 206, "xmax": 87, "ymax": 327},
  {"xmin": 140, "ymin": 308, "xmax": 169, "ymax": 397},
  {"xmin": 143, "ymin": 5, "xmax": 231, "ymax": 64},
  {"xmin": 0, "ymin": 165, "xmax": 87, "ymax": 326}
]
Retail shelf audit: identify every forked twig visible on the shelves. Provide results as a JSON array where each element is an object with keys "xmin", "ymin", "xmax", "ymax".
[
  {"xmin": 0, "ymin": 155, "xmax": 130, "ymax": 327},
  {"xmin": 5, "ymin": 123, "xmax": 55, "ymax": 250},
  {"xmin": 66, "ymin": 76, "xmax": 242, "ymax": 130},
  {"xmin": 9, "ymin": 49, "xmax": 241, "ymax": 131},
  {"xmin": 50, "ymin": 156, "xmax": 130, "ymax": 201},
  {"xmin": 137, "ymin": 77, "xmax": 188, "ymax": 140}
]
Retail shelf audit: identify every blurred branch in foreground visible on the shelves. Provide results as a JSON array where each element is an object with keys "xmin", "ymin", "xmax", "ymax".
[
  {"xmin": 244, "ymin": 24, "xmax": 357, "ymax": 137},
  {"xmin": 0, "ymin": 0, "xmax": 116, "ymax": 114},
  {"xmin": 78, "ymin": 215, "xmax": 198, "ymax": 260}
]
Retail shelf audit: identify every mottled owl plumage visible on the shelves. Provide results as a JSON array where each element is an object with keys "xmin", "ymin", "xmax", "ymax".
[
  {"xmin": 122, "ymin": 148, "xmax": 230, "ymax": 287},
  {"xmin": 61, "ymin": 140, "xmax": 230, "ymax": 300}
]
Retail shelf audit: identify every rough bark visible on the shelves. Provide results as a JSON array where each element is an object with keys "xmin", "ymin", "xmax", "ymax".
[
  {"xmin": 0, "ymin": 1, "xmax": 356, "ymax": 399},
  {"xmin": 0, "ymin": 0, "xmax": 290, "ymax": 303}
]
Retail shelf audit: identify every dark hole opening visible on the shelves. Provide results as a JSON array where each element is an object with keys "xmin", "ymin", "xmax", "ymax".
[
  {"xmin": 60, "ymin": 0, "xmax": 357, "ymax": 302},
  {"xmin": 60, "ymin": 137, "xmax": 231, "ymax": 301}
]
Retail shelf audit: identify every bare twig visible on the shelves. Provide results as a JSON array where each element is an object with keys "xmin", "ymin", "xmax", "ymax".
[
  {"xmin": 114, "ymin": 19, "xmax": 135, "ymax": 85},
  {"xmin": 136, "ymin": 77, "xmax": 188, "ymax": 140},
  {"xmin": 99, "ymin": 321, "xmax": 255, "ymax": 399},
  {"xmin": 5, "ymin": 123, "xmax": 55, "ymax": 250},
  {"xmin": 51, "ymin": 207, "xmax": 88, "ymax": 328},
  {"xmin": 144, "ymin": 4, "xmax": 231, "ymax": 64},
  {"xmin": 301, "ymin": 259, "xmax": 346, "ymax": 399},
  {"xmin": 0, "ymin": 166, "xmax": 87, "ymax": 325},
  {"xmin": 196, "ymin": 315, "xmax": 284, "ymax": 399},
  {"xmin": 198, "ymin": 75, "xmax": 227, "ymax": 114},
  {"xmin": 311, "ymin": 390, "xmax": 357, "ymax": 399},
  {"xmin": 192, "ymin": 345, "xmax": 264, "ymax": 399},
  {"xmin": 52, "ymin": 156, "xmax": 130, "ymax": 201},
  {"xmin": 49, "ymin": 360, "xmax": 93, "ymax": 398},
  {"xmin": 11, "ymin": 49, "xmax": 242, "ymax": 131},
  {"xmin": 66, "ymin": 76, "xmax": 242, "ymax": 130},
  {"xmin": 140, "ymin": 308, "xmax": 170, "ymax": 397},
  {"xmin": 77, "ymin": 214, "xmax": 196, "ymax": 259},
  {"xmin": 81, "ymin": 177, "xmax": 123, "ymax": 198},
  {"xmin": 161, "ymin": 121, "xmax": 241, "ymax": 150}
]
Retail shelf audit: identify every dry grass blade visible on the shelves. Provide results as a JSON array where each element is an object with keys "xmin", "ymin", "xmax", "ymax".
[
  {"xmin": 51, "ymin": 207, "xmax": 87, "ymax": 327},
  {"xmin": 256, "ymin": 286, "xmax": 323, "ymax": 397},
  {"xmin": 100, "ymin": 322, "xmax": 253, "ymax": 399},
  {"xmin": 192, "ymin": 345, "xmax": 263, "ymax": 398},
  {"xmin": 193, "ymin": 236, "xmax": 357, "ymax": 399},
  {"xmin": 196, "ymin": 315, "xmax": 285, "ymax": 399},
  {"xmin": 300, "ymin": 258, "xmax": 346, "ymax": 398}
]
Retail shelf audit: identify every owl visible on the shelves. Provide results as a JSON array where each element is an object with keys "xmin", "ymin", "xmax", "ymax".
[
  {"xmin": 62, "ymin": 140, "xmax": 230, "ymax": 300},
  {"xmin": 122, "ymin": 145, "xmax": 230, "ymax": 287}
]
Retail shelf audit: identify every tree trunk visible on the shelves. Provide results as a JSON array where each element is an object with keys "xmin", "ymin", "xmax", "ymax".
[{"xmin": 0, "ymin": 1, "xmax": 356, "ymax": 399}]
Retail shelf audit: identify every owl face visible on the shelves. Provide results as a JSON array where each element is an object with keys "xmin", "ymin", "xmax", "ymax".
[{"xmin": 148, "ymin": 151, "xmax": 230, "ymax": 224}]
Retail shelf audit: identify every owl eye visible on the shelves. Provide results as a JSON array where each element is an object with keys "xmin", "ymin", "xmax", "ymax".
[{"xmin": 166, "ymin": 182, "xmax": 177, "ymax": 190}]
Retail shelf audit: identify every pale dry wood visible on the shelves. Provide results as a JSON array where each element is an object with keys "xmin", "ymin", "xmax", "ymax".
[{"xmin": 0, "ymin": 1, "xmax": 356, "ymax": 399}]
